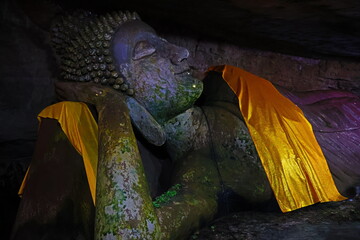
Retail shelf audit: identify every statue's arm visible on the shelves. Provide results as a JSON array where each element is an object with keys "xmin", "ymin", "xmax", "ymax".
[
  {"xmin": 97, "ymin": 107, "xmax": 220, "ymax": 240},
  {"xmin": 56, "ymin": 82, "xmax": 166, "ymax": 146},
  {"xmin": 56, "ymin": 82, "xmax": 161, "ymax": 238},
  {"xmin": 125, "ymin": 97, "xmax": 166, "ymax": 146},
  {"xmin": 155, "ymin": 149, "xmax": 221, "ymax": 239},
  {"xmin": 55, "ymin": 82, "xmax": 220, "ymax": 239}
]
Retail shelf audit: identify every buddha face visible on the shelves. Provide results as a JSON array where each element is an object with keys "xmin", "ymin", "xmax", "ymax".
[{"xmin": 112, "ymin": 20, "xmax": 203, "ymax": 124}]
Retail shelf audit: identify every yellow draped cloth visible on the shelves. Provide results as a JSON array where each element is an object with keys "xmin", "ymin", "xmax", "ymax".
[
  {"xmin": 19, "ymin": 67, "xmax": 346, "ymax": 211},
  {"xmin": 210, "ymin": 65, "xmax": 346, "ymax": 212},
  {"xmin": 19, "ymin": 101, "xmax": 98, "ymax": 204}
]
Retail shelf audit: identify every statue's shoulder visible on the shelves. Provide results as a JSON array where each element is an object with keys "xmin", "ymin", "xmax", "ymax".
[{"xmin": 278, "ymin": 86, "xmax": 360, "ymax": 132}]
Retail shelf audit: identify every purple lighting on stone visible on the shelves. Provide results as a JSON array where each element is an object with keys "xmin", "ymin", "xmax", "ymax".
[{"xmin": 279, "ymin": 86, "xmax": 360, "ymax": 196}]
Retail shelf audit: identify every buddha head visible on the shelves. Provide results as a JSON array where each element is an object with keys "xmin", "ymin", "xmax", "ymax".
[{"xmin": 51, "ymin": 11, "xmax": 203, "ymax": 123}]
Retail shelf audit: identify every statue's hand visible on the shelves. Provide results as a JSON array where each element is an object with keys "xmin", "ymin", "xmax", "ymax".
[
  {"xmin": 55, "ymin": 81, "xmax": 124, "ymax": 105},
  {"xmin": 126, "ymin": 97, "xmax": 166, "ymax": 146},
  {"xmin": 56, "ymin": 81, "xmax": 166, "ymax": 146}
]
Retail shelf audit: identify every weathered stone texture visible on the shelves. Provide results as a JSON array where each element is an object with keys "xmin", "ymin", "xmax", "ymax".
[{"xmin": 164, "ymin": 35, "xmax": 360, "ymax": 95}]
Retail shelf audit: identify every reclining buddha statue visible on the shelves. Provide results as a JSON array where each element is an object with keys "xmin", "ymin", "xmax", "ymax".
[{"xmin": 12, "ymin": 10, "xmax": 360, "ymax": 240}]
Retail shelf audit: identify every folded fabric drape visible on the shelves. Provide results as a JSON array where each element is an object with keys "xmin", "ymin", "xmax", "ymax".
[
  {"xmin": 210, "ymin": 65, "xmax": 346, "ymax": 212},
  {"xmin": 19, "ymin": 101, "xmax": 98, "ymax": 204},
  {"xmin": 20, "ymin": 66, "xmax": 346, "ymax": 212}
]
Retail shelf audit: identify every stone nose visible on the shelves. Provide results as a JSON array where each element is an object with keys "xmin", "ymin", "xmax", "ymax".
[{"xmin": 168, "ymin": 44, "xmax": 190, "ymax": 65}]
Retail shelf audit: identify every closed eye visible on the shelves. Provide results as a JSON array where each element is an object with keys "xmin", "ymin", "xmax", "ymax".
[{"xmin": 133, "ymin": 41, "xmax": 156, "ymax": 60}]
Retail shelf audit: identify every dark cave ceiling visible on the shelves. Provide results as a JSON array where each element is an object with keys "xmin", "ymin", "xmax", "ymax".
[{"xmin": 18, "ymin": 0, "xmax": 360, "ymax": 60}]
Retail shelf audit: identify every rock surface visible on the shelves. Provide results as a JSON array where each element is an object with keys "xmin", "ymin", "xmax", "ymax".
[
  {"xmin": 50, "ymin": 0, "xmax": 360, "ymax": 60},
  {"xmin": 0, "ymin": 1, "xmax": 56, "ymax": 238},
  {"xmin": 165, "ymin": 35, "xmax": 360, "ymax": 96},
  {"xmin": 1, "ymin": 0, "xmax": 360, "ymax": 239},
  {"xmin": 192, "ymin": 199, "xmax": 360, "ymax": 240}
]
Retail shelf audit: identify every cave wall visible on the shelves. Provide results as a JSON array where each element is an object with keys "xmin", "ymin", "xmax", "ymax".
[
  {"xmin": 1, "ymin": 0, "xmax": 360, "ymax": 238},
  {"xmin": 0, "ymin": 0, "xmax": 57, "ymax": 236},
  {"xmin": 165, "ymin": 34, "xmax": 360, "ymax": 95}
]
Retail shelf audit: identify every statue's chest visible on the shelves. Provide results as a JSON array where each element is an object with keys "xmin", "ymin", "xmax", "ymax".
[
  {"xmin": 164, "ymin": 106, "xmax": 272, "ymax": 202},
  {"xmin": 203, "ymin": 107, "xmax": 271, "ymax": 202}
]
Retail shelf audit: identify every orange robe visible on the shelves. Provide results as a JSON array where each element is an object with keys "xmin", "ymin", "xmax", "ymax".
[
  {"xmin": 19, "ymin": 101, "xmax": 98, "ymax": 204},
  {"xmin": 20, "ymin": 67, "xmax": 346, "ymax": 211},
  {"xmin": 210, "ymin": 65, "xmax": 346, "ymax": 212}
]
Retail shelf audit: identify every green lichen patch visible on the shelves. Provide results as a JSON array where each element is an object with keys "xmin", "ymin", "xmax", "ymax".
[{"xmin": 153, "ymin": 184, "xmax": 182, "ymax": 208}]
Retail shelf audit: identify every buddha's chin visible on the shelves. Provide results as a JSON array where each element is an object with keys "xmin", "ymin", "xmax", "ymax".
[{"xmin": 172, "ymin": 82, "xmax": 203, "ymax": 113}]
